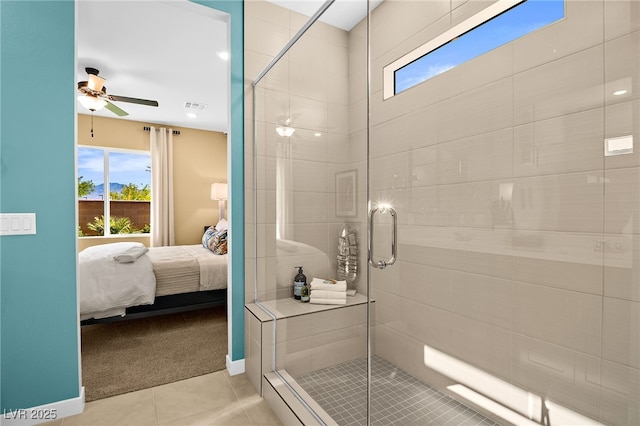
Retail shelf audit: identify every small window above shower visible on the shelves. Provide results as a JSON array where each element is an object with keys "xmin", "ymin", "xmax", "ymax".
[{"xmin": 382, "ymin": 0, "xmax": 565, "ymax": 100}]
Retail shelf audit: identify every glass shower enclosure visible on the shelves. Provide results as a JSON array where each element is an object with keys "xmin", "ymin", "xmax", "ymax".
[{"xmin": 249, "ymin": 0, "xmax": 640, "ymax": 424}]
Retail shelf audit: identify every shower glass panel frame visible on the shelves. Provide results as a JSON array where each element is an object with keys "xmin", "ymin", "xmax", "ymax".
[{"xmin": 251, "ymin": 0, "xmax": 640, "ymax": 424}]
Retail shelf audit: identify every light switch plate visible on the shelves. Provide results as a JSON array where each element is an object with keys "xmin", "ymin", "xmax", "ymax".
[{"xmin": 0, "ymin": 213, "xmax": 37, "ymax": 236}]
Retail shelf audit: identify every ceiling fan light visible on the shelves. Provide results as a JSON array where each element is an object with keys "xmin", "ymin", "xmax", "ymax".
[
  {"xmin": 276, "ymin": 125, "xmax": 295, "ymax": 137},
  {"xmin": 78, "ymin": 95, "xmax": 107, "ymax": 111}
]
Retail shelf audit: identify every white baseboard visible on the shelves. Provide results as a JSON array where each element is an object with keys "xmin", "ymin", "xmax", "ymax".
[
  {"xmin": 226, "ymin": 355, "xmax": 245, "ymax": 376},
  {"xmin": 1, "ymin": 387, "xmax": 85, "ymax": 426}
]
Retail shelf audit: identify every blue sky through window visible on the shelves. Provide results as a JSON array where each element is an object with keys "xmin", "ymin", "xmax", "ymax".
[
  {"xmin": 395, "ymin": 0, "xmax": 565, "ymax": 94},
  {"xmin": 78, "ymin": 147, "xmax": 150, "ymax": 199}
]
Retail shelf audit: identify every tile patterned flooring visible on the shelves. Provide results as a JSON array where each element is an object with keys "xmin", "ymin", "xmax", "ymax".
[
  {"xmin": 296, "ymin": 356, "xmax": 500, "ymax": 426},
  {"xmin": 45, "ymin": 371, "xmax": 282, "ymax": 426}
]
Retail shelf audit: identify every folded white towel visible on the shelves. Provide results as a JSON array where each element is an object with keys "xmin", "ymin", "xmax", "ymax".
[
  {"xmin": 310, "ymin": 278, "xmax": 347, "ymax": 292},
  {"xmin": 346, "ymin": 289, "xmax": 357, "ymax": 297},
  {"xmin": 310, "ymin": 290, "xmax": 347, "ymax": 300},
  {"xmin": 113, "ymin": 246, "xmax": 149, "ymax": 263},
  {"xmin": 310, "ymin": 298, "xmax": 347, "ymax": 305}
]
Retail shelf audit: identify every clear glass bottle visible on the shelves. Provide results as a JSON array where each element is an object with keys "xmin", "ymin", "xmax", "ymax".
[{"xmin": 300, "ymin": 280, "xmax": 310, "ymax": 303}]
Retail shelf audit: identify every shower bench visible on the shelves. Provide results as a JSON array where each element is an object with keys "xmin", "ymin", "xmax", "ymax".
[{"xmin": 245, "ymin": 294, "xmax": 372, "ymax": 425}]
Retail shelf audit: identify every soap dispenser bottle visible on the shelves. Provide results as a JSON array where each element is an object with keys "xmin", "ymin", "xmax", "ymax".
[{"xmin": 293, "ymin": 266, "xmax": 306, "ymax": 300}]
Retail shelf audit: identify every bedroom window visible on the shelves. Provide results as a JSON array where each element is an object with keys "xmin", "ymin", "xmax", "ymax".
[
  {"xmin": 383, "ymin": 0, "xmax": 565, "ymax": 99},
  {"xmin": 78, "ymin": 146, "xmax": 151, "ymax": 237}
]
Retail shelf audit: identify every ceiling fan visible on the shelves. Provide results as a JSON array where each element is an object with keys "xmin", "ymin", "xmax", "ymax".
[{"xmin": 77, "ymin": 67, "xmax": 159, "ymax": 117}]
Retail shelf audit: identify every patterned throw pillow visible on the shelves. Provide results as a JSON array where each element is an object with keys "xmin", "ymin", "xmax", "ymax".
[
  {"xmin": 202, "ymin": 226, "xmax": 227, "ymax": 255},
  {"xmin": 202, "ymin": 226, "xmax": 216, "ymax": 248},
  {"xmin": 209, "ymin": 229, "xmax": 228, "ymax": 255}
]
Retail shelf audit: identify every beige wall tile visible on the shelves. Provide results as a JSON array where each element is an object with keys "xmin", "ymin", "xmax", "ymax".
[
  {"xmin": 370, "ymin": 0, "xmax": 449, "ymax": 60},
  {"xmin": 402, "ymin": 299, "xmax": 452, "ymax": 353},
  {"xmin": 511, "ymin": 172, "xmax": 604, "ymax": 234},
  {"xmin": 437, "ymin": 129, "xmax": 513, "ymax": 184},
  {"xmin": 450, "ymin": 78, "xmax": 513, "ymax": 140},
  {"xmin": 513, "ymin": 231, "xmax": 603, "ymax": 295},
  {"xmin": 370, "ymin": 289, "xmax": 403, "ymax": 332},
  {"xmin": 604, "ymin": 0, "xmax": 640, "ymax": 41},
  {"xmin": 404, "ymin": 100, "xmax": 453, "ymax": 149},
  {"xmin": 604, "ymin": 100, "xmax": 640, "ymax": 170},
  {"xmin": 399, "ymin": 261, "xmax": 451, "ymax": 310},
  {"xmin": 450, "ymin": 271, "xmax": 513, "ymax": 329},
  {"xmin": 605, "ymin": 31, "xmax": 640, "ymax": 106},
  {"xmin": 513, "ymin": 108, "xmax": 604, "ymax": 177},
  {"xmin": 374, "ymin": 325, "xmax": 455, "ymax": 392},
  {"xmin": 604, "ymin": 234, "xmax": 640, "ymax": 302},
  {"xmin": 600, "ymin": 360, "xmax": 640, "ymax": 425},
  {"xmin": 449, "ymin": 314, "xmax": 512, "ymax": 381},
  {"xmin": 512, "ymin": 334, "xmax": 602, "ymax": 421},
  {"xmin": 513, "ymin": 0, "xmax": 603, "ymax": 73},
  {"xmin": 399, "ymin": 242, "xmax": 514, "ymax": 281},
  {"xmin": 450, "ymin": 43, "xmax": 513, "ymax": 97},
  {"xmin": 244, "ymin": 0, "xmax": 290, "ymax": 29},
  {"xmin": 514, "ymin": 46, "xmax": 604, "ymax": 125},
  {"xmin": 602, "ymin": 297, "xmax": 640, "ymax": 369},
  {"xmin": 605, "ymin": 167, "xmax": 640, "ymax": 235},
  {"xmin": 512, "ymin": 282, "xmax": 602, "ymax": 356},
  {"xmin": 406, "ymin": 186, "xmax": 438, "ymax": 226},
  {"xmin": 244, "ymin": 15, "xmax": 291, "ymax": 59}
]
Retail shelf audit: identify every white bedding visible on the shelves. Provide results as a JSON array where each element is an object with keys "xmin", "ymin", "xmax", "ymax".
[
  {"xmin": 79, "ymin": 242, "xmax": 156, "ymax": 320},
  {"xmin": 79, "ymin": 242, "xmax": 228, "ymax": 321},
  {"xmin": 183, "ymin": 245, "xmax": 228, "ymax": 291}
]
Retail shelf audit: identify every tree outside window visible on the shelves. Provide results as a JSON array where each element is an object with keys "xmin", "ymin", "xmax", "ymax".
[{"xmin": 78, "ymin": 146, "xmax": 151, "ymax": 237}]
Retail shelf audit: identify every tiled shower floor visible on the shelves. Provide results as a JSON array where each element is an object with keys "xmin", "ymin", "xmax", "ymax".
[{"xmin": 295, "ymin": 356, "xmax": 500, "ymax": 426}]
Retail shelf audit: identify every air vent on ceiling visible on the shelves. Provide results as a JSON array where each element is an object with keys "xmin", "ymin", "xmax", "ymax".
[{"xmin": 184, "ymin": 101, "xmax": 208, "ymax": 111}]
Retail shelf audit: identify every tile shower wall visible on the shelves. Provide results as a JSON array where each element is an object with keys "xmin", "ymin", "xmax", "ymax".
[
  {"xmin": 245, "ymin": 1, "xmax": 368, "ymax": 303},
  {"xmin": 246, "ymin": 0, "xmax": 639, "ymax": 424},
  {"xmin": 350, "ymin": 0, "xmax": 639, "ymax": 424}
]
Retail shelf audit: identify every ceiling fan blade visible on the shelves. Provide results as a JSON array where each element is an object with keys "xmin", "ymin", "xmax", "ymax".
[
  {"xmin": 109, "ymin": 95, "xmax": 158, "ymax": 107},
  {"xmin": 105, "ymin": 101, "xmax": 129, "ymax": 117}
]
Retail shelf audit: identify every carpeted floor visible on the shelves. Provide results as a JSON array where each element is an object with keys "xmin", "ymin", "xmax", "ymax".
[{"xmin": 81, "ymin": 306, "xmax": 227, "ymax": 402}]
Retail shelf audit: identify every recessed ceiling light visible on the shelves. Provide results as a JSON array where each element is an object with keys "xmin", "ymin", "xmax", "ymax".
[
  {"xmin": 186, "ymin": 112, "xmax": 198, "ymax": 119},
  {"xmin": 217, "ymin": 51, "xmax": 229, "ymax": 61},
  {"xmin": 613, "ymin": 89, "xmax": 628, "ymax": 96}
]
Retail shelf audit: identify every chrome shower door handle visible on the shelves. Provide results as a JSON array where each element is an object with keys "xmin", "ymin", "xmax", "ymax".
[{"xmin": 368, "ymin": 206, "xmax": 398, "ymax": 270}]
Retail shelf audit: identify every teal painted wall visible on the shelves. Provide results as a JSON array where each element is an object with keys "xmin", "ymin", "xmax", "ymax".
[
  {"xmin": 192, "ymin": 0, "xmax": 244, "ymax": 361},
  {"xmin": 0, "ymin": 1, "xmax": 79, "ymax": 411},
  {"xmin": 0, "ymin": 0, "xmax": 243, "ymax": 412}
]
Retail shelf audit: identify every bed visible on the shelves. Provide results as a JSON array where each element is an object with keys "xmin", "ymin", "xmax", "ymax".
[{"xmin": 79, "ymin": 241, "xmax": 227, "ymax": 324}]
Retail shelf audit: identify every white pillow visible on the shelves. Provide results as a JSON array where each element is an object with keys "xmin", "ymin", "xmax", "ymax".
[{"xmin": 215, "ymin": 218, "xmax": 229, "ymax": 231}]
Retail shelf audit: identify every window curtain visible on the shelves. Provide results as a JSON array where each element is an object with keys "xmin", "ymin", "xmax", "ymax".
[
  {"xmin": 150, "ymin": 126, "xmax": 175, "ymax": 247},
  {"xmin": 276, "ymin": 140, "xmax": 293, "ymax": 240}
]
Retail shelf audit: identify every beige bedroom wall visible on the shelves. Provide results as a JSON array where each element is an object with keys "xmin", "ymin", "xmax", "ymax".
[
  {"xmin": 77, "ymin": 114, "xmax": 227, "ymax": 249},
  {"xmin": 173, "ymin": 126, "xmax": 227, "ymax": 245}
]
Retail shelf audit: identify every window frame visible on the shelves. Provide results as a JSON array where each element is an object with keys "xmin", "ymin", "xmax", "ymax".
[
  {"xmin": 383, "ymin": 0, "xmax": 563, "ymax": 99},
  {"xmin": 78, "ymin": 145, "xmax": 152, "ymax": 238}
]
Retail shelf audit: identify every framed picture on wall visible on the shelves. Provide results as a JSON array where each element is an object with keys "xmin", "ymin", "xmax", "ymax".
[{"xmin": 336, "ymin": 170, "xmax": 357, "ymax": 217}]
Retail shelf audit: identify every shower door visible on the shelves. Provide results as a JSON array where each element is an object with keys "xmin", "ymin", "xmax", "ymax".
[
  {"xmin": 250, "ymin": 0, "xmax": 638, "ymax": 423},
  {"xmin": 366, "ymin": 0, "xmax": 639, "ymax": 425}
]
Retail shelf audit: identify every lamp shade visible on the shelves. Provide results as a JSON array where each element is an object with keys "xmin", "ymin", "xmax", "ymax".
[{"xmin": 211, "ymin": 183, "xmax": 228, "ymax": 200}]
